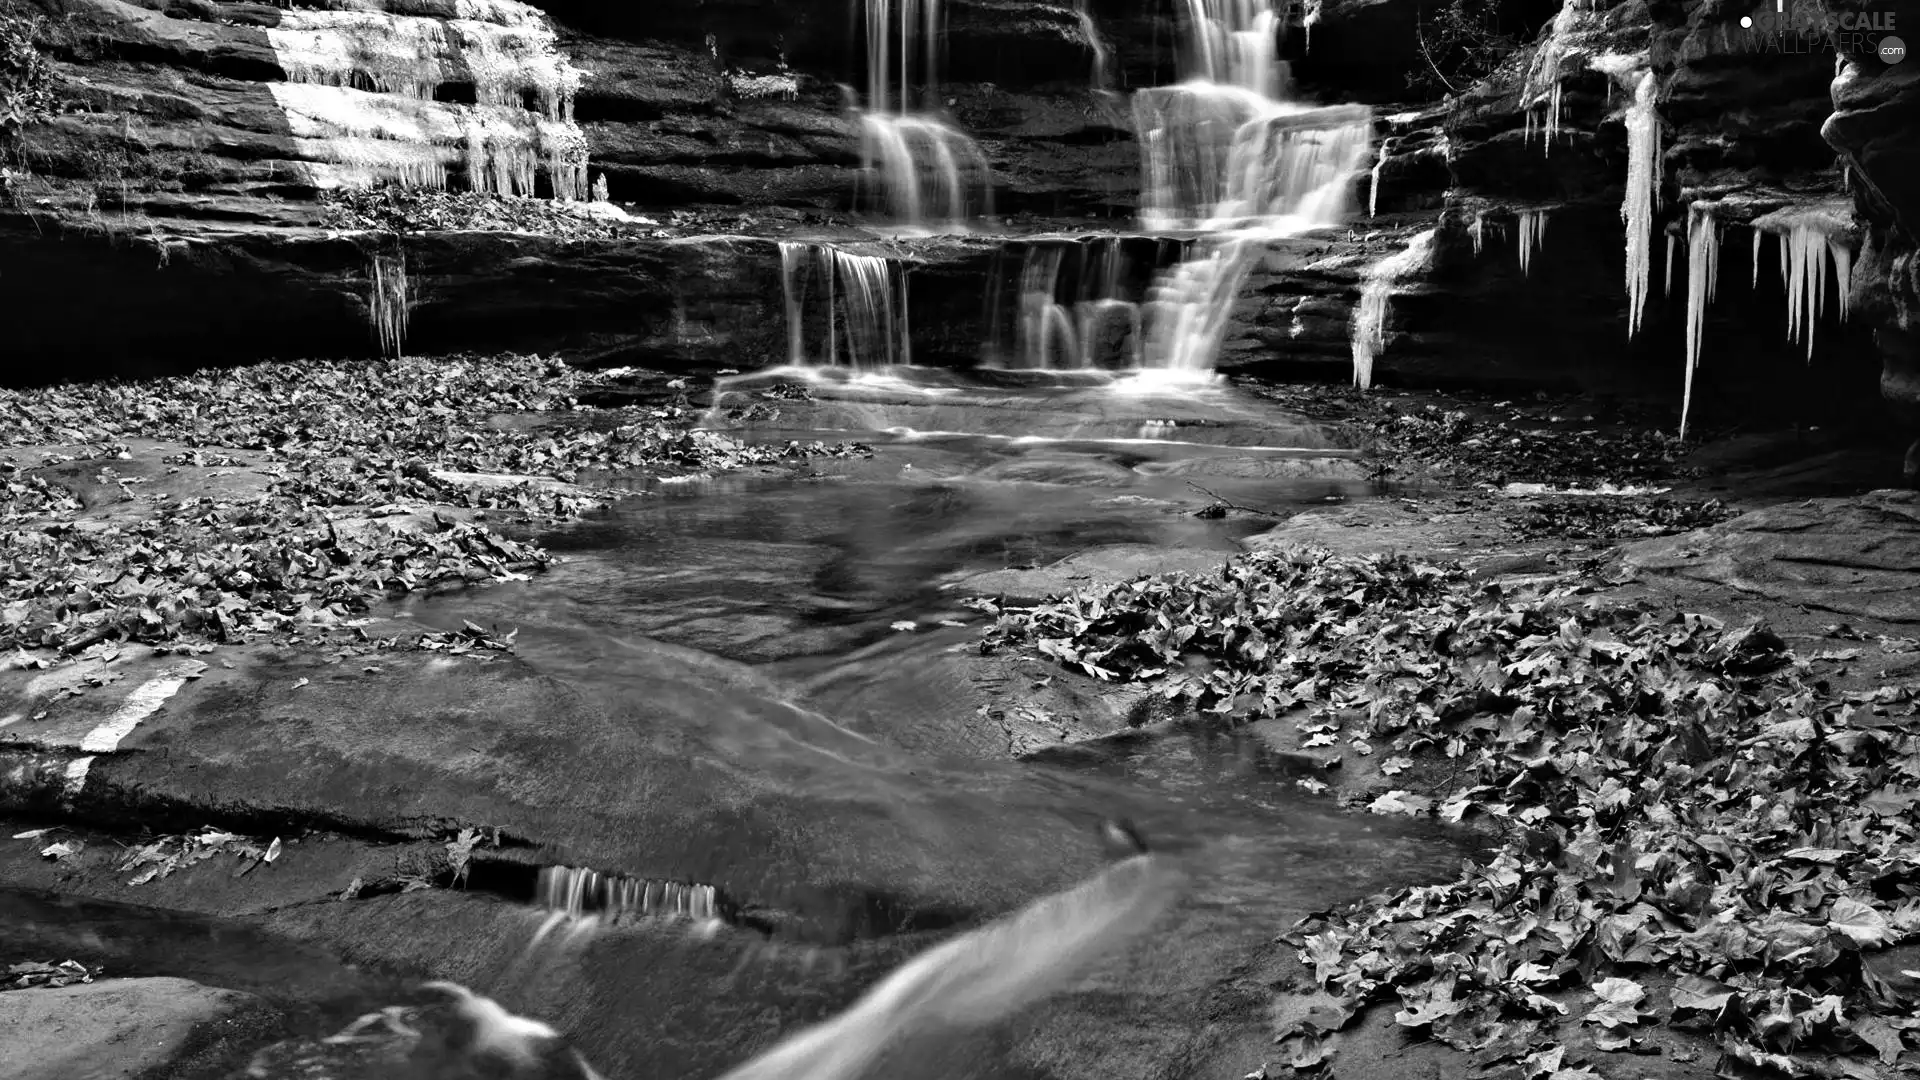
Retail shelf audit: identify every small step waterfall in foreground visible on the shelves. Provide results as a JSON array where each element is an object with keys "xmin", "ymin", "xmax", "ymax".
[
  {"xmin": 1131, "ymin": 0, "xmax": 1372, "ymax": 375},
  {"xmin": 854, "ymin": 0, "xmax": 992, "ymax": 228},
  {"xmin": 778, "ymin": 242, "xmax": 912, "ymax": 368},
  {"xmin": 531, "ymin": 866, "xmax": 727, "ymax": 950},
  {"xmin": 986, "ymin": 236, "xmax": 1194, "ymax": 370}
]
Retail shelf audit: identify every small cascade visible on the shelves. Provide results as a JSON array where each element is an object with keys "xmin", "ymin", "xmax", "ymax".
[
  {"xmin": 369, "ymin": 249, "xmax": 411, "ymax": 358},
  {"xmin": 1517, "ymin": 209, "xmax": 1548, "ymax": 275},
  {"xmin": 538, "ymin": 866, "xmax": 722, "ymax": 922},
  {"xmin": 1680, "ymin": 202, "xmax": 1719, "ymax": 440},
  {"xmin": 1143, "ymin": 237, "xmax": 1261, "ymax": 374},
  {"xmin": 1349, "ymin": 229, "xmax": 1437, "ymax": 391},
  {"xmin": 994, "ymin": 237, "xmax": 1167, "ymax": 370},
  {"xmin": 263, "ymin": 1, "xmax": 588, "ymax": 198},
  {"xmin": 1369, "ymin": 136, "xmax": 1391, "ymax": 218},
  {"xmin": 712, "ymin": 853, "xmax": 1185, "ymax": 1080},
  {"xmin": 854, "ymin": 0, "xmax": 992, "ymax": 228},
  {"xmin": 1129, "ymin": 0, "xmax": 1371, "ymax": 374},
  {"xmin": 1074, "ymin": 0, "xmax": 1114, "ymax": 93},
  {"xmin": 778, "ymin": 242, "xmax": 912, "ymax": 369}
]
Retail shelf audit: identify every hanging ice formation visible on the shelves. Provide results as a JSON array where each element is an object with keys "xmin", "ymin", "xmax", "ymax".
[
  {"xmin": 264, "ymin": 2, "xmax": 589, "ymax": 198},
  {"xmin": 1517, "ymin": 209, "xmax": 1549, "ymax": 275},
  {"xmin": 1679, "ymin": 202, "xmax": 1718, "ymax": 440},
  {"xmin": 1586, "ymin": 54, "xmax": 1662, "ymax": 338},
  {"xmin": 1130, "ymin": 0, "xmax": 1372, "ymax": 373},
  {"xmin": 369, "ymin": 250, "xmax": 411, "ymax": 358},
  {"xmin": 1522, "ymin": 0, "xmax": 1599, "ymax": 152},
  {"xmin": 1664, "ymin": 231, "xmax": 1676, "ymax": 296},
  {"xmin": 778, "ymin": 242, "xmax": 912, "ymax": 368},
  {"xmin": 855, "ymin": 0, "xmax": 992, "ymax": 228},
  {"xmin": 1349, "ymin": 229, "xmax": 1437, "ymax": 390},
  {"xmin": 1750, "ymin": 208, "xmax": 1855, "ymax": 361},
  {"xmin": 1468, "ymin": 211, "xmax": 1487, "ymax": 257},
  {"xmin": 1370, "ymin": 137, "xmax": 1392, "ymax": 218}
]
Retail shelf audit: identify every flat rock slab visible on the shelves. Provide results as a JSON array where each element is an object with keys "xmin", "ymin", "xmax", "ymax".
[
  {"xmin": 0, "ymin": 976, "xmax": 257, "ymax": 1080},
  {"xmin": 0, "ymin": 640, "xmax": 1126, "ymax": 938},
  {"xmin": 947, "ymin": 543, "xmax": 1235, "ymax": 602},
  {"xmin": 1242, "ymin": 501, "xmax": 1510, "ymax": 560},
  {"xmin": 1620, "ymin": 489, "xmax": 1920, "ymax": 623}
]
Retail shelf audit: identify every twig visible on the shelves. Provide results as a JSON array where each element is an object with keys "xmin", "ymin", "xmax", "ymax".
[
  {"xmin": 1185, "ymin": 481, "xmax": 1285, "ymax": 519},
  {"xmin": 1413, "ymin": 24, "xmax": 1462, "ymax": 95}
]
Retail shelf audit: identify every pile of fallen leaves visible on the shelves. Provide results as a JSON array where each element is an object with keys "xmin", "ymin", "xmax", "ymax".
[
  {"xmin": 319, "ymin": 185, "xmax": 648, "ymax": 241},
  {"xmin": 1508, "ymin": 496, "xmax": 1735, "ymax": 541},
  {"xmin": 119, "ymin": 826, "xmax": 281, "ymax": 885},
  {"xmin": 1366, "ymin": 403, "xmax": 1690, "ymax": 489},
  {"xmin": 1, "ymin": 355, "xmax": 867, "ymax": 656},
  {"xmin": 979, "ymin": 548, "xmax": 1920, "ymax": 1077},
  {"xmin": 4, "ymin": 960, "xmax": 99, "ymax": 992}
]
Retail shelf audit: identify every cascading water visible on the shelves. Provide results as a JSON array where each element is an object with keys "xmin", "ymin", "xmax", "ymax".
[
  {"xmin": 263, "ymin": 1, "xmax": 589, "ymax": 198},
  {"xmin": 778, "ymin": 241, "xmax": 913, "ymax": 369},
  {"xmin": 1349, "ymin": 229, "xmax": 1436, "ymax": 390},
  {"xmin": 990, "ymin": 236, "xmax": 1185, "ymax": 370},
  {"xmin": 854, "ymin": 0, "xmax": 992, "ymax": 229},
  {"xmin": 1130, "ymin": 0, "xmax": 1372, "ymax": 375}
]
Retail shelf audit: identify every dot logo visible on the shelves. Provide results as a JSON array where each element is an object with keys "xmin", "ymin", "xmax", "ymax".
[{"xmin": 1883, "ymin": 35, "xmax": 1908, "ymax": 62}]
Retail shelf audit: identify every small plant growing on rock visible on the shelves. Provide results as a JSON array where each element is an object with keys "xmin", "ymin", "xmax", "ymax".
[
  {"xmin": 1408, "ymin": 0, "xmax": 1523, "ymax": 97},
  {"xmin": 0, "ymin": 12, "xmax": 53, "ymax": 147}
]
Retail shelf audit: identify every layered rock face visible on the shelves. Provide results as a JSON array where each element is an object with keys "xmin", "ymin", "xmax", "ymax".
[{"xmin": 0, "ymin": 0, "xmax": 1916, "ymax": 462}]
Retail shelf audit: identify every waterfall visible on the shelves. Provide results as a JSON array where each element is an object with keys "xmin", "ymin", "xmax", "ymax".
[
  {"xmin": 1132, "ymin": 0, "xmax": 1372, "ymax": 374},
  {"xmin": 1349, "ymin": 228, "xmax": 1437, "ymax": 390},
  {"xmin": 536, "ymin": 866, "xmax": 723, "ymax": 923},
  {"xmin": 263, "ymin": 1, "xmax": 588, "ymax": 199},
  {"xmin": 1074, "ymin": 0, "xmax": 1114, "ymax": 93},
  {"xmin": 369, "ymin": 250, "xmax": 411, "ymax": 358},
  {"xmin": 714, "ymin": 853, "xmax": 1185, "ymax": 1080},
  {"xmin": 994, "ymin": 237, "xmax": 1160, "ymax": 370},
  {"xmin": 1368, "ymin": 136, "xmax": 1391, "ymax": 218},
  {"xmin": 854, "ymin": 0, "xmax": 991, "ymax": 229},
  {"xmin": 1680, "ymin": 203, "xmax": 1719, "ymax": 440},
  {"xmin": 1516, "ymin": 209, "xmax": 1548, "ymax": 276},
  {"xmin": 778, "ymin": 242, "xmax": 912, "ymax": 369}
]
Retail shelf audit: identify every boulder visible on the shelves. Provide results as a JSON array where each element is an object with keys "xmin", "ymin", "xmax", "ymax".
[{"xmin": 0, "ymin": 976, "xmax": 259, "ymax": 1080}]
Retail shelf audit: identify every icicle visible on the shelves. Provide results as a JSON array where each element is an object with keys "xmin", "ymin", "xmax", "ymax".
[
  {"xmin": 1619, "ymin": 67, "xmax": 1660, "ymax": 338},
  {"xmin": 1369, "ymin": 137, "xmax": 1391, "ymax": 218},
  {"xmin": 1468, "ymin": 211, "xmax": 1485, "ymax": 257},
  {"xmin": 1751, "ymin": 228, "xmax": 1762, "ymax": 289},
  {"xmin": 1663, "ymin": 231, "xmax": 1676, "ymax": 296},
  {"xmin": 369, "ymin": 249, "xmax": 410, "ymax": 358},
  {"xmin": 1349, "ymin": 229, "xmax": 1437, "ymax": 391},
  {"xmin": 1679, "ymin": 203, "xmax": 1718, "ymax": 440},
  {"xmin": 1517, "ymin": 209, "xmax": 1548, "ymax": 276}
]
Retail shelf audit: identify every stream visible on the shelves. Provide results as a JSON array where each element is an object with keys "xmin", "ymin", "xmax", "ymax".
[{"xmin": 3, "ymin": 370, "xmax": 1479, "ymax": 1080}]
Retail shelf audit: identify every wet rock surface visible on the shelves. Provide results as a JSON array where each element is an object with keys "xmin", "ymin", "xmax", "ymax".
[{"xmin": 0, "ymin": 975, "xmax": 262, "ymax": 1080}]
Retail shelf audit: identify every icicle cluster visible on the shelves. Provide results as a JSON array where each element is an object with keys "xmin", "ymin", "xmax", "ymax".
[
  {"xmin": 1517, "ymin": 210, "xmax": 1549, "ymax": 276},
  {"xmin": 1779, "ymin": 224, "xmax": 1853, "ymax": 359},
  {"xmin": 1679, "ymin": 203, "xmax": 1719, "ymax": 439},
  {"xmin": 1349, "ymin": 229, "xmax": 1438, "ymax": 391},
  {"xmin": 369, "ymin": 250, "xmax": 411, "ymax": 359},
  {"xmin": 1521, "ymin": 0, "xmax": 1597, "ymax": 152},
  {"xmin": 1468, "ymin": 211, "xmax": 1487, "ymax": 257},
  {"xmin": 1612, "ymin": 63, "xmax": 1662, "ymax": 338}
]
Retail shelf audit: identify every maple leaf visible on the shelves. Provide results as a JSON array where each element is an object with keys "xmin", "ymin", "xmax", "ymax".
[{"xmin": 1827, "ymin": 898, "xmax": 1894, "ymax": 948}]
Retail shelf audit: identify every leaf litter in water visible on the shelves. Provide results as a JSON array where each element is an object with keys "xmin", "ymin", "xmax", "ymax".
[
  {"xmin": 981, "ymin": 547, "xmax": 1920, "ymax": 1075},
  {"xmin": 0, "ymin": 355, "xmax": 869, "ymax": 663}
]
